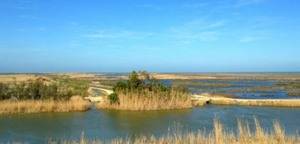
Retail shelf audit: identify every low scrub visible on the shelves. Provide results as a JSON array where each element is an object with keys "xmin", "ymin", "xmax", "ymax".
[
  {"xmin": 0, "ymin": 77, "xmax": 89, "ymax": 101},
  {"xmin": 0, "ymin": 97, "xmax": 91, "ymax": 115},
  {"xmin": 97, "ymin": 71, "xmax": 192, "ymax": 110},
  {"xmin": 56, "ymin": 119, "xmax": 299, "ymax": 144}
]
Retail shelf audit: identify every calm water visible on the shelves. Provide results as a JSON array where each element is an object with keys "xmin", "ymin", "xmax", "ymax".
[
  {"xmin": 1, "ymin": 106, "xmax": 300, "ymax": 143},
  {"xmin": 162, "ymin": 79, "xmax": 300, "ymax": 99}
]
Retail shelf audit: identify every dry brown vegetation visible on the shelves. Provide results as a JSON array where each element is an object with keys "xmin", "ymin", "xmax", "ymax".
[
  {"xmin": 0, "ymin": 97, "xmax": 91, "ymax": 114},
  {"xmin": 97, "ymin": 89, "xmax": 192, "ymax": 110},
  {"xmin": 56, "ymin": 119, "xmax": 299, "ymax": 144},
  {"xmin": 0, "ymin": 74, "xmax": 51, "ymax": 83}
]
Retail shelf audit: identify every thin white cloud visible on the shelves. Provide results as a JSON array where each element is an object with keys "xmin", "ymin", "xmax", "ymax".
[
  {"xmin": 83, "ymin": 30, "xmax": 154, "ymax": 39},
  {"xmin": 170, "ymin": 19, "xmax": 226, "ymax": 32}
]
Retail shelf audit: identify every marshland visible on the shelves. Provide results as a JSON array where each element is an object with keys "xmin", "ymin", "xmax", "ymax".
[
  {"xmin": 1, "ymin": 0, "xmax": 300, "ymax": 143},
  {"xmin": 1, "ymin": 72, "xmax": 300, "ymax": 143}
]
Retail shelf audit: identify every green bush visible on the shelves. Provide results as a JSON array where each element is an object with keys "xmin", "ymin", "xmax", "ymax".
[
  {"xmin": 108, "ymin": 93, "xmax": 119, "ymax": 104},
  {"xmin": 128, "ymin": 71, "xmax": 142, "ymax": 89},
  {"xmin": 113, "ymin": 81, "xmax": 128, "ymax": 91}
]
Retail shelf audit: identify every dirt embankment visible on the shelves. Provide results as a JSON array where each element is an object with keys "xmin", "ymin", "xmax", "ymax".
[{"xmin": 193, "ymin": 93, "xmax": 300, "ymax": 107}]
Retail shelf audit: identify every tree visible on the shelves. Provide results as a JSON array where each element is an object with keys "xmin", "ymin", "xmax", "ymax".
[{"xmin": 128, "ymin": 71, "xmax": 142, "ymax": 89}]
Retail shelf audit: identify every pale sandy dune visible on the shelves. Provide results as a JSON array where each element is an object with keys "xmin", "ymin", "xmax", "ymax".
[
  {"xmin": 152, "ymin": 74, "xmax": 217, "ymax": 80},
  {"xmin": 0, "ymin": 74, "xmax": 51, "ymax": 83}
]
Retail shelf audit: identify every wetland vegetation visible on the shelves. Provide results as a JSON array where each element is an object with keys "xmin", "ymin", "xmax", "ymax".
[
  {"xmin": 0, "ymin": 76, "xmax": 91, "ymax": 114},
  {"xmin": 276, "ymin": 80, "xmax": 300, "ymax": 96},
  {"xmin": 97, "ymin": 71, "xmax": 192, "ymax": 110},
  {"xmin": 1, "ymin": 73, "xmax": 300, "ymax": 143}
]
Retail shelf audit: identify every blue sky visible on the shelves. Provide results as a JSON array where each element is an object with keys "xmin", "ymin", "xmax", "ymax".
[{"xmin": 0, "ymin": 0, "xmax": 300, "ymax": 72}]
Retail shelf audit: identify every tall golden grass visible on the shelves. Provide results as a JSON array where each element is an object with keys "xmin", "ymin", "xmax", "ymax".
[
  {"xmin": 57, "ymin": 118, "xmax": 299, "ymax": 144},
  {"xmin": 97, "ymin": 89, "xmax": 193, "ymax": 110},
  {"xmin": 0, "ymin": 98, "xmax": 91, "ymax": 115}
]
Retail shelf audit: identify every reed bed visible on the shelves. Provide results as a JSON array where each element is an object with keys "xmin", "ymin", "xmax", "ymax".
[
  {"xmin": 97, "ymin": 89, "xmax": 193, "ymax": 110},
  {"xmin": 0, "ymin": 98, "xmax": 91, "ymax": 115},
  {"xmin": 56, "ymin": 119, "xmax": 299, "ymax": 144}
]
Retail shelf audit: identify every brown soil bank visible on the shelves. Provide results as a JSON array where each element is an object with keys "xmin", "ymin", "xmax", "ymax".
[{"xmin": 0, "ymin": 98, "xmax": 91, "ymax": 115}]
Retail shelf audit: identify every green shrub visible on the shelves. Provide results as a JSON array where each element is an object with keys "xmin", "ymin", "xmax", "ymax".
[
  {"xmin": 113, "ymin": 81, "xmax": 128, "ymax": 91},
  {"xmin": 128, "ymin": 71, "xmax": 142, "ymax": 89},
  {"xmin": 108, "ymin": 93, "xmax": 119, "ymax": 104}
]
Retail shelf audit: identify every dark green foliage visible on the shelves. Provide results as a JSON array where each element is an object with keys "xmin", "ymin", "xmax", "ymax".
[
  {"xmin": 128, "ymin": 71, "xmax": 142, "ymax": 89},
  {"xmin": 0, "ymin": 83, "xmax": 10, "ymax": 100},
  {"xmin": 108, "ymin": 93, "xmax": 119, "ymax": 104},
  {"xmin": 113, "ymin": 81, "xmax": 128, "ymax": 91}
]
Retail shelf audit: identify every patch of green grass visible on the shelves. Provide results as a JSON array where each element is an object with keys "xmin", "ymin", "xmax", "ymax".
[{"xmin": 53, "ymin": 77, "xmax": 90, "ymax": 97}]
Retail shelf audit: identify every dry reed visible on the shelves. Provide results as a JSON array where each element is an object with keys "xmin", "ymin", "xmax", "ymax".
[
  {"xmin": 56, "ymin": 118, "xmax": 300, "ymax": 144},
  {"xmin": 0, "ymin": 98, "xmax": 91, "ymax": 115},
  {"xmin": 97, "ymin": 89, "xmax": 193, "ymax": 110}
]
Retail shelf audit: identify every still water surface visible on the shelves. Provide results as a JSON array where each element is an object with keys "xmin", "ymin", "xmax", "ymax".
[{"xmin": 1, "ymin": 106, "xmax": 300, "ymax": 143}]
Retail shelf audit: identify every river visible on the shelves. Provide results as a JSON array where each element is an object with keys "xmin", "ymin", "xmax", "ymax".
[{"xmin": 1, "ymin": 106, "xmax": 300, "ymax": 143}]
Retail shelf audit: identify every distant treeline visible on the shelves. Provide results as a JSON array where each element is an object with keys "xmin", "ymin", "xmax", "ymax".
[{"xmin": 0, "ymin": 78, "xmax": 89, "ymax": 100}]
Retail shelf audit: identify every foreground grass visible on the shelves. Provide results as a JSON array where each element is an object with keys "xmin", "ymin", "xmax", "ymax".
[
  {"xmin": 97, "ymin": 89, "xmax": 193, "ymax": 110},
  {"xmin": 54, "ymin": 119, "xmax": 299, "ymax": 144},
  {"xmin": 0, "ymin": 98, "xmax": 91, "ymax": 114}
]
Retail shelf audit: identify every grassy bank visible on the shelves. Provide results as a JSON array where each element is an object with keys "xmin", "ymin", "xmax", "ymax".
[
  {"xmin": 96, "ymin": 71, "xmax": 192, "ymax": 110},
  {"xmin": 55, "ymin": 119, "xmax": 299, "ymax": 144},
  {"xmin": 0, "ymin": 98, "xmax": 91, "ymax": 115}
]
